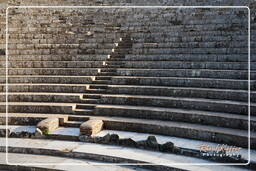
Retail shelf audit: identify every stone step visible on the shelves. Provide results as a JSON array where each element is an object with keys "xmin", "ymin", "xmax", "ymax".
[
  {"xmin": 0, "ymin": 83, "xmax": 88, "ymax": 93},
  {"xmin": 117, "ymin": 69, "xmax": 253, "ymax": 79},
  {"xmin": 81, "ymin": 98, "xmax": 99, "ymax": 104},
  {"xmin": 97, "ymin": 94, "xmax": 254, "ymax": 115},
  {"xmin": 85, "ymin": 88, "xmax": 107, "ymax": 94},
  {"xmin": 3, "ymin": 54, "xmax": 251, "ymax": 62},
  {"xmin": 1, "ymin": 84, "xmax": 253, "ymax": 102},
  {"xmin": 92, "ymin": 104, "xmax": 255, "ymax": 130},
  {"xmin": 112, "ymin": 48, "xmax": 131, "ymax": 53},
  {"xmin": 124, "ymin": 54, "xmax": 252, "ymax": 62},
  {"xmin": 133, "ymin": 41, "xmax": 248, "ymax": 48},
  {"xmin": 122, "ymin": 61, "xmax": 253, "ymax": 70},
  {"xmin": 3, "ymin": 61, "xmax": 105, "ymax": 68},
  {"xmin": 0, "ymin": 102, "xmax": 74, "ymax": 114},
  {"xmin": 99, "ymin": 68, "xmax": 117, "ymax": 72},
  {"xmin": 74, "ymin": 109, "xmax": 94, "ymax": 115},
  {"xmin": 111, "ymin": 76, "xmax": 251, "ymax": 90},
  {"xmin": 95, "ymin": 76, "xmax": 111, "ymax": 80},
  {"xmin": 89, "ymin": 84, "xmax": 108, "ymax": 90},
  {"xmin": 1, "ymin": 55, "xmax": 108, "ymax": 61},
  {"xmin": 106, "ymin": 85, "xmax": 253, "ymax": 102},
  {"xmin": 132, "ymin": 35, "xmax": 247, "ymax": 43},
  {"xmin": 75, "ymin": 104, "xmax": 96, "ymax": 110},
  {"xmin": 108, "ymin": 57, "xmax": 126, "ymax": 61},
  {"xmin": 131, "ymin": 48, "xmax": 250, "ymax": 55},
  {"xmin": 98, "ymin": 72, "xmax": 117, "ymax": 76},
  {"xmin": 109, "ymin": 53, "xmax": 125, "ymax": 58},
  {"xmin": 1, "ymin": 68, "xmax": 253, "ymax": 80},
  {"xmin": 0, "ymin": 76, "xmax": 94, "ymax": 84},
  {"xmin": 104, "ymin": 65, "xmax": 123, "ymax": 68},
  {"xmin": 92, "ymin": 80, "xmax": 110, "ymax": 84},
  {"xmin": 1, "ymin": 61, "xmax": 253, "ymax": 70},
  {"xmin": 104, "ymin": 61, "xmax": 125, "ymax": 65},
  {"xmin": 67, "ymin": 115, "xmax": 255, "ymax": 148},
  {"xmin": 5, "ymin": 68, "xmax": 99, "ymax": 76},
  {"xmin": 0, "ymin": 92, "xmax": 84, "ymax": 103},
  {"xmin": 7, "ymin": 25, "xmax": 247, "ymax": 36},
  {"xmin": 83, "ymin": 94, "xmax": 102, "ymax": 99},
  {"xmin": 131, "ymin": 32, "xmax": 247, "ymax": 39}
]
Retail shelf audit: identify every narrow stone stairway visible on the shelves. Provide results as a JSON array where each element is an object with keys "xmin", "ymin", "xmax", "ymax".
[{"xmin": 66, "ymin": 35, "xmax": 133, "ymax": 127}]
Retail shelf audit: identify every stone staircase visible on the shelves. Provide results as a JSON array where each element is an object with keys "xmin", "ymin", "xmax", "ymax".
[
  {"xmin": 71, "ymin": 35, "xmax": 133, "ymax": 126},
  {"xmin": 0, "ymin": 2, "xmax": 256, "ymax": 170}
]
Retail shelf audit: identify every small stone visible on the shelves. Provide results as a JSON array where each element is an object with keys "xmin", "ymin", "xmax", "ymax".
[
  {"xmin": 10, "ymin": 131, "xmax": 31, "ymax": 138},
  {"xmin": 160, "ymin": 142, "xmax": 174, "ymax": 152},
  {"xmin": 173, "ymin": 147, "xmax": 182, "ymax": 154},
  {"xmin": 93, "ymin": 136, "xmax": 104, "ymax": 143},
  {"xmin": 101, "ymin": 134, "xmax": 111, "ymax": 143},
  {"xmin": 37, "ymin": 118, "xmax": 59, "ymax": 135},
  {"xmin": 79, "ymin": 135, "xmax": 91, "ymax": 142},
  {"xmin": 34, "ymin": 128, "xmax": 43, "ymax": 137},
  {"xmin": 146, "ymin": 136, "xmax": 159, "ymax": 150},
  {"xmin": 109, "ymin": 134, "xmax": 119, "ymax": 144},
  {"xmin": 119, "ymin": 138, "xmax": 137, "ymax": 147},
  {"xmin": 147, "ymin": 136, "xmax": 157, "ymax": 143},
  {"xmin": 80, "ymin": 119, "xmax": 103, "ymax": 136}
]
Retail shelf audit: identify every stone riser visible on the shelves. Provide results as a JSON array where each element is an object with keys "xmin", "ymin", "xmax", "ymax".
[
  {"xmin": 111, "ymin": 77, "xmax": 251, "ymax": 90},
  {"xmin": 102, "ymin": 119, "xmax": 253, "ymax": 148},
  {"xmin": 0, "ymin": 85, "xmax": 254, "ymax": 104},
  {"xmin": 107, "ymin": 86, "xmax": 252, "ymax": 102},
  {"xmin": 6, "ymin": 30, "xmax": 246, "ymax": 39},
  {"xmin": 1, "ymin": 84, "xmax": 253, "ymax": 102},
  {"xmin": 0, "ymin": 84, "xmax": 87, "ymax": 93},
  {"xmin": 0, "ymin": 94, "xmax": 83, "ymax": 103},
  {"xmin": 117, "ymin": 69, "xmax": 252, "ymax": 79},
  {"xmin": 7, "ymin": 36, "xmax": 248, "ymax": 44},
  {"xmin": 8, "ymin": 20, "xmax": 247, "ymax": 28},
  {"xmin": 0, "ymin": 93, "xmax": 252, "ymax": 116},
  {"xmin": 7, "ymin": 49, "xmax": 111, "ymax": 55},
  {"xmin": 3, "ymin": 62, "xmax": 105, "ymax": 68},
  {"xmin": 131, "ymin": 48, "xmax": 250, "ymax": 55},
  {"xmin": 1, "ymin": 55, "xmax": 108, "ymax": 61},
  {"xmin": 0, "ymin": 69, "xmax": 252, "ymax": 80},
  {"xmin": 6, "ymin": 49, "xmax": 250, "ymax": 56},
  {"xmin": 7, "ymin": 38, "xmax": 119, "ymax": 44},
  {"xmin": 0, "ymin": 104, "xmax": 73, "ymax": 114},
  {"xmin": 1, "ymin": 54, "xmax": 252, "ymax": 62},
  {"xmin": 133, "ymin": 41, "xmax": 248, "ymax": 48},
  {"xmin": 7, "ymin": 43, "xmax": 116, "ymax": 50},
  {"xmin": 93, "ymin": 106, "xmax": 253, "ymax": 130},
  {"xmin": 124, "ymin": 54, "xmax": 253, "ymax": 62},
  {"xmin": 9, "ymin": 14, "xmax": 247, "ymax": 24},
  {"xmin": 98, "ymin": 96, "xmax": 252, "ymax": 115},
  {"xmin": 7, "ymin": 30, "xmax": 248, "ymax": 39},
  {"xmin": 0, "ymin": 76, "xmax": 93, "ymax": 84},
  {"xmin": 5, "ymin": 69, "xmax": 98, "ymax": 76},
  {"xmin": 1, "ymin": 61, "xmax": 252, "ymax": 70},
  {"xmin": 123, "ymin": 62, "xmax": 252, "ymax": 70}
]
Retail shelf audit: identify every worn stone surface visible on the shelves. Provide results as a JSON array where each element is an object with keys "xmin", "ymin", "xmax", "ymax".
[
  {"xmin": 80, "ymin": 119, "xmax": 103, "ymax": 136},
  {"xmin": 37, "ymin": 118, "xmax": 59, "ymax": 135}
]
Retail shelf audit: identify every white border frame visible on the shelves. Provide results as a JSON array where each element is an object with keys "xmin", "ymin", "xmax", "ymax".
[{"xmin": 5, "ymin": 6, "xmax": 251, "ymax": 166}]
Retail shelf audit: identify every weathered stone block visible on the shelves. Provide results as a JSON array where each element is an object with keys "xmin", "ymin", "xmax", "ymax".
[
  {"xmin": 37, "ymin": 118, "xmax": 59, "ymax": 135},
  {"xmin": 80, "ymin": 119, "xmax": 103, "ymax": 136}
]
